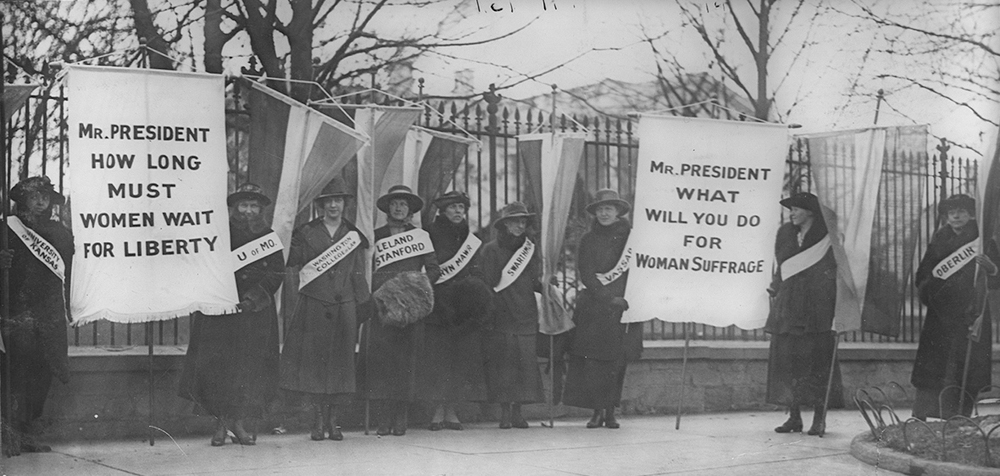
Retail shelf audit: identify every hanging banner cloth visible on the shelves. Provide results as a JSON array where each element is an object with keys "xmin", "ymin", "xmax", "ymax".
[
  {"xmin": 3, "ymin": 84, "xmax": 38, "ymax": 122},
  {"xmin": 68, "ymin": 65, "xmax": 238, "ymax": 324},
  {"xmin": 621, "ymin": 115, "xmax": 788, "ymax": 328}
]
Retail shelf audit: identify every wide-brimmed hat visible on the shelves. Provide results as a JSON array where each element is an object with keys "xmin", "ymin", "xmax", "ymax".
[
  {"xmin": 227, "ymin": 183, "xmax": 271, "ymax": 207},
  {"xmin": 585, "ymin": 188, "xmax": 631, "ymax": 216},
  {"xmin": 938, "ymin": 193, "xmax": 975, "ymax": 216},
  {"xmin": 315, "ymin": 177, "xmax": 353, "ymax": 201},
  {"xmin": 779, "ymin": 192, "xmax": 821, "ymax": 216},
  {"xmin": 377, "ymin": 184, "xmax": 423, "ymax": 214},
  {"xmin": 434, "ymin": 190, "xmax": 470, "ymax": 210},
  {"xmin": 11, "ymin": 176, "xmax": 65, "ymax": 205},
  {"xmin": 492, "ymin": 201, "xmax": 535, "ymax": 229}
]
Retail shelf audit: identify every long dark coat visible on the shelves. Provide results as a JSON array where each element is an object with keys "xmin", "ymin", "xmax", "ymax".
[
  {"xmin": 414, "ymin": 215, "xmax": 489, "ymax": 403},
  {"xmin": 280, "ymin": 218, "xmax": 370, "ymax": 404},
  {"xmin": 764, "ymin": 220, "xmax": 844, "ymax": 408},
  {"xmin": 179, "ymin": 220, "xmax": 283, "ymax": 419},
  {"xmin": 0, "ymin": 215, "xmax": 72, "ymax": 428},
  {"xmin": 911, "ymin": 221, "xmax": 998, "ymax": 417},
  {"xmin": 357, "ymin": 223, "xmax": 440, "ymax": 402},
  {"xmin": 563, "ymin": 219, "xmax": 642, "ymax": 410},
  {"xmin": 480, "ymin": 229, "xmax": 544, "ymax": 404}
]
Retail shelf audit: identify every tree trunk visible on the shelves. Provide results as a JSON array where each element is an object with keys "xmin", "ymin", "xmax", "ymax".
[
  {"xmin": 755, "ymin": 0, "xmax": 771, "ymax": 121},
  {"xmin": 128, "ymin": 0, "xmax": 174, "ymax": 70},
  {"xmin": 241, "ymin": 0, "xmax": 283, "ymax": 80},
  {"xmin": 287, "ymin": 0, "xmax": 314, "ymax": 102},
  {"xmin": 204, "ymin": 0, "xmax": 224, "ymax": 74}
]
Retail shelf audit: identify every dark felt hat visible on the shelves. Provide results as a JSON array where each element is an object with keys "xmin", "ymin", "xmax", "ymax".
[
  {"xmin": 938, "ymin": 193, "xmax": 975, "ymax": 216},
  {"xmin": 315, "ymin": 177, "xmax": 353, "ymax": 201},
  {"xmin": 585, "ymin": 188, "xmax": 631, "ymax": 216},
  {"xmin": 11, "ymin": 176, "xmax": 65, "ymax": 205},
  {"xmin": 227, "ymin": 183, "xmax": 271, "ymax": 207},
  {"xmin": 779, "ymin": 192, "xmax": 821, "ymax": 216},
  {"xmin": 492, "ymin": 201, "xmax": 535, "ymax": 229},
  {"xmin": 434, "ymin": 190, "xmax": 470, "ymax": 210},
  {"xmin": 377, "ymin": 184, "xmax": 423, "ymax": 214}
]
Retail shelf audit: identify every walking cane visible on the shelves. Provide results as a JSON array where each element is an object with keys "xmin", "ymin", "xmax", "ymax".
[
  {"xmin": 675, "ymin": 322, "xmax": 690, "ymax": 430},
  {"xmin": 0, "ymin": 22, "xmax": 10, "ymax": 455},
  {"xmin": 960, "ymin": 262, "xmax": 989, "ymax": 416},
  {"xmin": 364, "ymin": 320, "xmax": 370, "ymax": 435},
  {"xmin": 818, "ymin": 331, "xmax": 843, "ymax": 438}
]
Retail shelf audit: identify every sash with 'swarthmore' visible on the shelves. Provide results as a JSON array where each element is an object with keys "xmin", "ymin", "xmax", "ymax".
[
  {"xmin": 9, "ymin": 215, "xmax": 65, "ymax": 281},
  {"xmin": 299, "ymin": 230, "xmax": 362, "ymax": 290},
  {"xmin": 232, "ymin": 231, "xmax": 284, "ymax": 271},
  {"xmin": 780, "ymin": 234, "xmax": 831, "ymax": 281},
  {"xmin": 494, "ymin": 238, "xmax": 535, "ymax": 293},
  {"xmin": 374, "ymin": 228, "xmax": 434, "ymax": 270},
  {"xmin": 436, "ymin": 233, "xmax": 482, "ymax": 284},
  {"xmin": 932, "ymin": 241, "xmax": 978, "ymax": 281},
  {"xmin": 596, "ymin": 246, "xmax": 632, "ymax": 286}
]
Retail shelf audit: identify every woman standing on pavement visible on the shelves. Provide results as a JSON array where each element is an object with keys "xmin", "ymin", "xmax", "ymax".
[{"xmin": 563, "ymin": 189, "xmax": 642, "ymax": 429}]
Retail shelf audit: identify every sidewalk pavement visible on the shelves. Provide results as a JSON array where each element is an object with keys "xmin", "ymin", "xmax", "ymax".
[{"xmin": 3, "ymin": 409, "xmax": 888, "ymax": 475}]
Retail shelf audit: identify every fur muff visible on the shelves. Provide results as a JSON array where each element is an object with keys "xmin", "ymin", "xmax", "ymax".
[
  {"xmin": 373, "ymin": 271, "xmax": 435, "ymax": 327},
  {"xmin": 433, "ymin": 276, "xmax": 494, "ymax": 326}
]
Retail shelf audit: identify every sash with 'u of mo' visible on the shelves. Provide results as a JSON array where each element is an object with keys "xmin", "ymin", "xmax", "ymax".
[
  {"xmin": 494, "ymin": 238, "xmax": 535, "ymax": 293},
  {"xmin": 299, "ymin": 230, "xmax": 362, "ymax": 290},
  {"xmin": 232, "ymin": 231, "xmax": 284, "ymax": 271},
  {"xmin": 932, "ymin": 241, "xmax": 979, "ymax": 281},
  {"xmin": 596, "ymin": 247, "xmax": 632, "ymax": 286},
  {"xmin": 374, "ymin": 228, "xmax": 434, "ymax": 270},
  {"xmin": 9, "ymin": 215, "xmax": 65, "ymax": 281},
  {"xmin": 780, "ymin": 234, "xmax": 831, "ymax": 281},
  {"xmin": 437, "ymin": 233, "xmax": 482, "ymax": 284}
]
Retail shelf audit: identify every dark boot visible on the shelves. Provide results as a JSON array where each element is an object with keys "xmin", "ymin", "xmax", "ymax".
[
  {"xmin": 231, "ymin": 419, "xmax": 255, "ymax": 446},
  {"xmin": 511, "ymin": 403, "xmax": 529, "ymax": 429},
  {"xmin": 326, "ymin": 405, "xmax": 343, "ymax": 441},
  {"xmin": 310, "ymin": 405, "xmax": 325, "ymax": 441},
  {"xmin": 376, "ymin": 401, "xmax": 392, "ymax": 436},
  {"xmin": 586, "ymin": 409, "xmax": 604, "ymax": 429},
  {"xmin": 807, "ymin": 407, "xmax": 826, "ymax": 436},
  {"xmin": 775, "ymin": 406, "xmax": 803, "ymax": 433},
  {"xmin": 210, "ymin": 418, "xmax": 227, "ymax": 447},
  {"xmin": 391, "ymin": 403, "xmax": 407, "ymax": 436},
  {"xmin": 499, "ymin": 403, "xmax": 513, "ymax": 429},
  {"xmin": 604, "ymin": 407, "xmax": 620, "ymax": 429}
]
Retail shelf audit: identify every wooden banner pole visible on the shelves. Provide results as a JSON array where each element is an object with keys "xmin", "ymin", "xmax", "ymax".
[{"xmin": 675, "ymin": 322, "xmax": 690, "ymax": 430}]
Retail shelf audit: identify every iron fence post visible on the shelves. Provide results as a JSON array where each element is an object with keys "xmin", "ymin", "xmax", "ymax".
[
  {"xmin": 937, "ymin": 138, "xmax": 950, "ymax": 201},
  {"xmin": 484, "ymin": 84, "xmax": 500, "ymax": 220}
]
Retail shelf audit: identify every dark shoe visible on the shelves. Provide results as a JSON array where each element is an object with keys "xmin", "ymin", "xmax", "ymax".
[
  {"xmin": 586, "ymin": 410, "xmax": 604, "ymax": 429},
  {"xmin": 231, "ymin": 420, "xmax": 256, "ymax": 446},
  {"xmin": 328, "ymin": 426, "xmax": 344, "ymax": 441},
  {"xmin": 429, "ymin": 422, "xmax": 443, "ymax": 431},
  {"xmin": 442, "ymin": 421, "xmax": 463, "ymax": 431},
  {"xmin": 774, "ymin": 417, "xmax": 803, "ymax": 433},
  {"xmin": 807, "ymin": 410, "xmax": 826, "ymax": 436},
  {"xmin": 391, "ymin": 407, "xmax": 408, "ymax": 436},
  {"xmin": 511, "ymin": 404, "xmax": 529, "ymax": 429},
  {"xmin": 310, "ymin": 405, "xmax": 325, "ymax": 441},
  {"xmin": 376, "ymin": 426, "xmax": 391, "ymax": 436},
  {"xmin": 604, "ymin": 408, "xmax": 620, "ymax": 429},
  {"xmin": 211, "ymin": 419, "xmax": 227, "ymax": 447},
  {"xmin": 499, "ymin": 404, "xmax": 512, "ymax": 429}
]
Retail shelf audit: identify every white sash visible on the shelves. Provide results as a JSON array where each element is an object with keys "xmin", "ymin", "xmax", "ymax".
[
  {"xmin": 932, "ymin": 241, "xmax": 979, "ymax": 281},
  {"xmin": 780, "ymin": 234, "xmax": 831, "ymax": 281},
  {"xmin": 494, "ymin": 238, "xmax": 535, "ymax": 293},
  {"xmin": 596, "ymin": 247, "xmax": 632, "ymax": 286},
  {"xmin": 8, "ymin": 216, "xmax": 65, "ymax": 281},
  {"xmin": 232, "ymin": 231, "xmax": 284, "ymax": 271},
  {"xmin": 298, "ymin": 230, "xmax": 362, "ymax": 290},
  {"xmin": 373, "ymin": 228, "xmax": 434, "ymax": 270},
  {"xmin": 436, "ymin": 233, "xmax": 482, "ymax": 284}
]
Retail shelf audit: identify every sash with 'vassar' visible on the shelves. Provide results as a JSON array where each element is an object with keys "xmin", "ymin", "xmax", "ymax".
[
  {"xmin": 932, "ymin": 241, "xmax": 978, "ymax": 281},
  {"xmin": 494, "ymin": 238, "xmax": 535, "ymax": 293},
  {"xmin": 299, "ymin": 230, "xmax": 362, "ymax": 290},
  {"xmin": 9, "ymin": 215, "xmax": 65, "ymax": 281},
  {"xmin": 780, "ymin": 234, "xmax": 831, "ymax": 281},
  {"xmin": 596, "ymin": 246, "xmax": 632, "ymax": 286},
  {"xmin": 436, "ymin": 233, "xmax": 482, "ymax": 284},
  {"xmin": 232, "ymin": 231, "xmax": 284, "ymax": 271},
  {"xmin": 374, "ymin": 228, "xmax": 434, "ymax": 270}
]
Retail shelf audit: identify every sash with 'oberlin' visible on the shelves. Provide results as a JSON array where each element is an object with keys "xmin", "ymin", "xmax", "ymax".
[
  {"xmin": 494, "ymin": 238, "xmax": 535, "ymax": 293},
  {"xmin": 9, "ymin": 215, "xmax": 65, "ymax": 281},
  {"xmin": 779, "ymin": 234, "xmax": 831, "ymax": 281},
  {"xmin": 232, "ymin": 231, "xmax": 284, "ymax": 271},
  {"xmin": 299, "ymin": 230, "xmax": 362, "ymax": 290},
  {"xmin": 932, "ymin": 241, "xmax": 978, "ymax": 281},
  {"xmin": 374, "ymin": 228, "xmax": 434, "ymax": 270},
  {"xmin": 436, "ymin": 233, "xmax": 482, "ymax": 284},
  {"xmin": 596, "ymin": 246, "xmax": 632, "ymax": 286}
]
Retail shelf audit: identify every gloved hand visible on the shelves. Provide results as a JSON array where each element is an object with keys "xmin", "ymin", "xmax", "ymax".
[
  {"xmin": 609, "ymin": 297, "xmax": 629, "ymax": 310},
  {"xmin": 236, "ymin": 299, "xmax": 254, "ymax": 313},
  {"xmin": 766, "ymin": 287, "xmax": 777, "ymax": 298}
]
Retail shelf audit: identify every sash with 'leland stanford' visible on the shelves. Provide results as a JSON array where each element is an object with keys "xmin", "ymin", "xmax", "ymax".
[
  {"xmin": 596, "ymin": 246, "xmax": 632, "ymax": 286},
  {"xmin": 299, "ymin": 230, "xmax": 362, "ymax": 290},
  {"xmin": 780, "ymin": 234, "xmax": 831, "ymax": 281},
  {"xmin": 932, "ymin": 241, "xmax": 979, "ymax": 281},
  {"xmin": 436, "ymin": 233, "xmax": 482, "ymax": 284},
  {"xmin": 232, "ymin": 231, "xmax": 284, "ymax": 271},
  {"xmin": 374, "ymin": 228, "xmax": 434, "ymax": 270},
  {"xmin": 494, "ymin": 238, "xmax": 535, "ymax": 293},
  {"xmin": 9, "ymin": 215, "xmax": 65, "ymax": 281}
]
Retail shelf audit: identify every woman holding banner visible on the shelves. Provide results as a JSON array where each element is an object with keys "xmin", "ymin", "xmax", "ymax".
[
  {"xmin": 280, "ymin": 178, "xmax": 371, "ymax": 442},
  {"xmin": 765, "ymin": 192, "xmax": 843, "ymax": 436},
  {"xmin": 563, "ymin": 189, "xmax": 642, "ymax": 429},
  {"xmin": 911, "ymin": 194, "xmax": 998, "ymax": 420},
  {"xmin": 481, "ymin": 201, "xmax": 544, "ymax": 429},
  {"xmin": 358, "ymin": 185, "xmax": 440, "ymax": 436},
  {"xmin": 416, "ymin": 191, "xmax": 491, "ymax": 431}
]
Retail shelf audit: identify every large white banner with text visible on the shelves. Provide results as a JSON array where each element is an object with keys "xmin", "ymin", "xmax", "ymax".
[
  {"xmin": 68, "ymin": 66, "xmax": 239, "ymax": 324},
  {"xmin": 622, "ymin": 115, "xmax": 788, "ymax": 328}
]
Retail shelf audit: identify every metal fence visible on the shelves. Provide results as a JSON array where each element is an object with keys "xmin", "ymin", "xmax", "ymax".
[{"xmin": 1, "ymin": 75, "xmax": 981, "ymax": 346}]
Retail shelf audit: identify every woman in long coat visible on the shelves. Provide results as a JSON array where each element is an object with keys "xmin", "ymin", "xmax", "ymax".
[
  {"xmin": 180, "ymin": 183, "xmax": 283, "ymax": 446},
  {"xmin": 563, "ymin": 189, "xmax": 642, "ymax": 429},
  {"xmin": 280, "ymin": 178, "xmax": 370, "ymax": 441},
  {"xmin": 358, "ymin": 185, "xmax": 440, "ymax": 436},
  {"xmin": 480, "ymin": 201, "xmax": 544, "ymax": 429},
  {"xmin": 911, "ymin": 194, "xmax": 998, "ymax": 420},
  {"xmin": 765, "ymin": 192, "xmax": 843, "ymax": 436},
  {"xmin": 416, "ymin": 191, "xmax": 490, "ymax": 431}
]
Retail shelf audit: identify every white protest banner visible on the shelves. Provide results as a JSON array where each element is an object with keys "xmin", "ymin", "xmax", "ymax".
[
  {"xmin": 68, "ymin": 65, "xmax": 239, "ymax": 324},
  {"xmin": 622, "ymin": 115, "xmax": 788, "ymax": 328}
]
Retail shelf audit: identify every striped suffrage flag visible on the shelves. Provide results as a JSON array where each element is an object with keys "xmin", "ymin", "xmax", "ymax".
[
  {"xmin": 800, "ymin": 125, "xmax": 928, "ymax": 336},
  {"xmin": 972, "ymin": 122, "xmax": 1000, "ymax": 341},
  {"xmin": 517, "ymin": 132, "xmax": 587, "ymax": 335},
  {"xmin": 245, "ymin": 80, "xmax": 368, "ymax": 257}
]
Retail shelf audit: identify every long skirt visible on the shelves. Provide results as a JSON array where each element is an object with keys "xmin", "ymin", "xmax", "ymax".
[
  {"xmin": 280, "ymin": 296, "xmax": 358, "ymax": 406},
  {"xmin": 563, "ymin": 356, "xmax": 627, "ymax": 410},
  {"xmin": 0, "ymin": 326, "xmax": 54, "ymax": 429},
  {"xmin": 766, "ymin": 332, "xmax": 844, "ymax": 408},
  {"xmin": 415, "ymin": 321, "xmax": 487, "ymax": 403},
  {"xmin": 357, "ymin": 317, "xmax": 422, "ymax": 402},
  {"xmin": 484, "ymin": 331, "xmax": 543, "ymax": 404}
]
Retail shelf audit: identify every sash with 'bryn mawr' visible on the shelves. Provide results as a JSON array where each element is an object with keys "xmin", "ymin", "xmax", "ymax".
[
  {"xmin": 596, "ymin": 246, "xmax": 632, "ymax": 286},
  {"xmin": 9, "ymin": 215, "xmax": 65, "ymax": 281},
  {"xmin": 780, "ymin": 234, "xmax": 831, "ymax": 281},
  {"xmin": 932, "ymin": 241, "xmax": 979, "ymax": 281},
  {"xmin": 374, "ymin": 228, "xmax": 434, "ymax": 270},
  {"xmin": 494, "ymin": 238, "xmax": 535, "ymax": 293},
  {"xmin": 299, "ymin": 230, "xmax": 362, "ymax": 290},
  {"xmin": 232, "ymin": 231, "xmax": 284, "ymax": 271},
  {"xmin": 436, "ymin": 233, "xmax": 482, "ymax": 284}
]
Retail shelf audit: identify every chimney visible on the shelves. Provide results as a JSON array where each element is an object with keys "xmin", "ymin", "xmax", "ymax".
[{"xmin": 452, "ymin": 69, "xmax": 474, "ymax": 96}]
